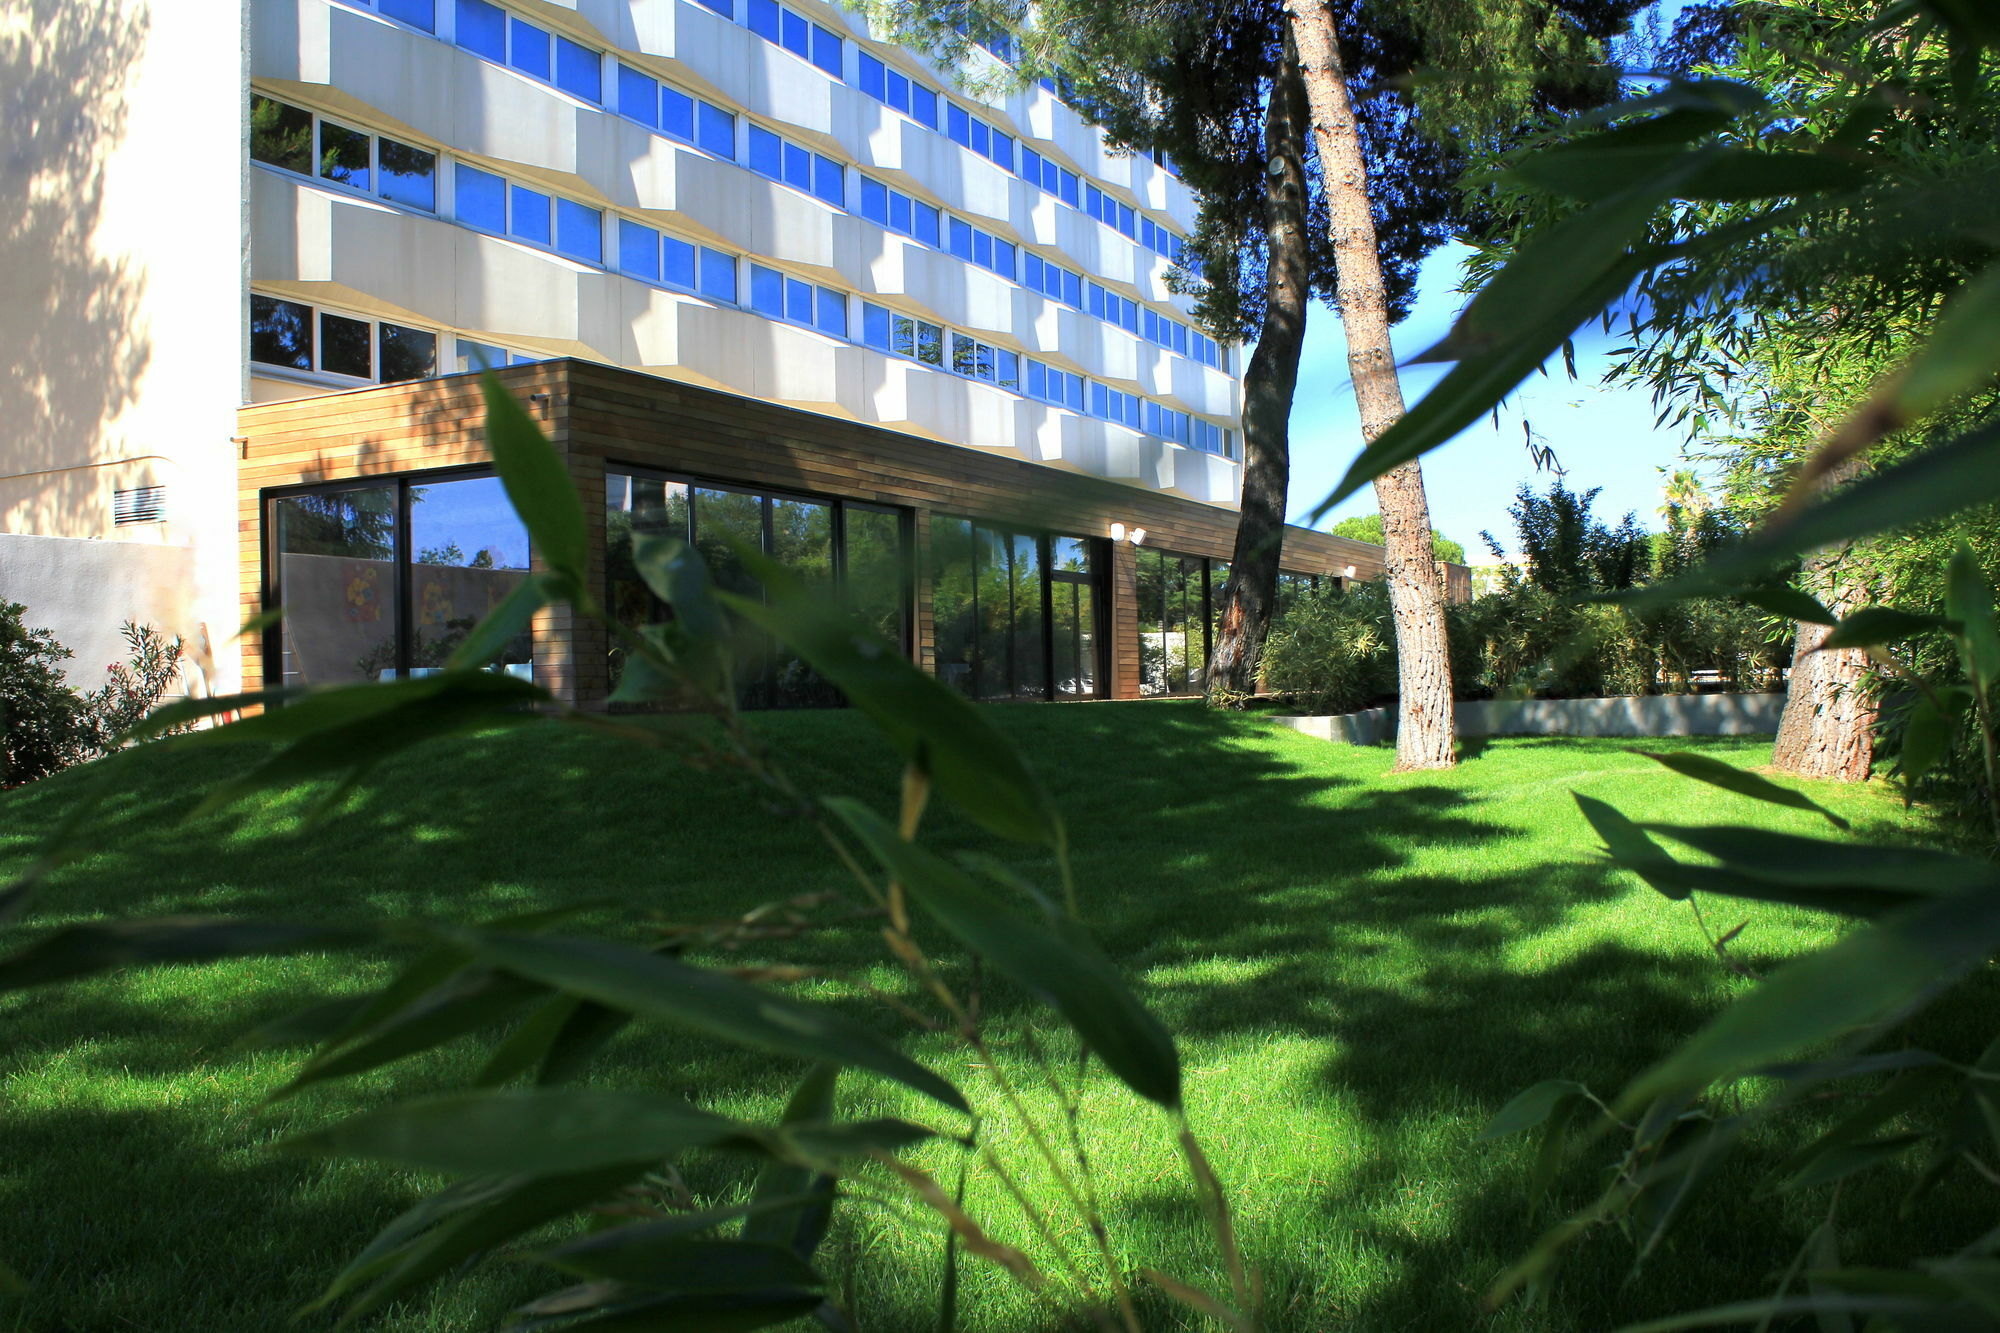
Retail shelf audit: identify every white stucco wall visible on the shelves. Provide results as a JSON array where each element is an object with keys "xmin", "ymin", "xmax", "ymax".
[{"xmin": 0, "ymin": 532, "xmax": 203, "ymax": 696}]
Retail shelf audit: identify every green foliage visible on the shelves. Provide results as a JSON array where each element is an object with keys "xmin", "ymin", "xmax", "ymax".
[
  {"xmin": 1328, "ymin": 512, "xmax": 1466, "ymax": 563},
  {"xmin": 1, "ymin": 608, "xmax": 187, "ymax": 788},
  {"xmin": 1256, "ymin": 580, "xmax": 1398, "ymax": 713}
]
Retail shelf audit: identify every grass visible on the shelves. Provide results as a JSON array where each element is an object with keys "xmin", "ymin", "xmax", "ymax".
[{"xmin": 0, "ymin": 703, "xmax": 1979, "ymax": 1332}]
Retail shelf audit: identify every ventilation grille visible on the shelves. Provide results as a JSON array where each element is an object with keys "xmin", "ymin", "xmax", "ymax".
[{"xmin": 113, "ymin": 485, "xmax": 166, "ymax": 526}]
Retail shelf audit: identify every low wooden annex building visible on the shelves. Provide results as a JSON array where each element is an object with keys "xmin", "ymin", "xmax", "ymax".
[{"xmin": 236, "ymin": 361, "xmax": 1465, "ymax": 705}]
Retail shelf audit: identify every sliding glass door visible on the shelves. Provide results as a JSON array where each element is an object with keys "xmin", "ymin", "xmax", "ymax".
[{"xmin": 931, "ymin": 519, "xmax": 1105, "ymax": 701}]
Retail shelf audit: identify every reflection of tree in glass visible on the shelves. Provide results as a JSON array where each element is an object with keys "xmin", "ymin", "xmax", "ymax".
[
  {"xmin": 279, "ymin": 490, "xmax": 395, "ymax": 559},
  {"xmin": 414, "ymin": 540, "xmax": 494, "ymax": 568},
  {"xmin": 250, "ymin": 95, "xmax": 311, "ymax": 174}
]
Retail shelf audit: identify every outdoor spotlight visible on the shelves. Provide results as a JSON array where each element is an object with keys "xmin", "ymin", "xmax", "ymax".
[
  {"xmin": 1110, "ymin": 522, "xmax": 1126, "ymax": 541},
  {"xmin": 1344, "ymin": 565, "xmax": 1356, "ymax": 578},
  {"xmin": 1130, "ymin": 527, "xmax": 1146, "ymax": 546}
]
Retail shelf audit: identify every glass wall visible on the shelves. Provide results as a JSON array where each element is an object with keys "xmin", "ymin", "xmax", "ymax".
[
  {"xmin": 1136, "ymin": 547, "xmax": 1211, "ymax": 697},
  {"xmin": 267, "ymin": 471, "xmax": 530, "ymax": 684},
  {"xmin": 604, "ymin": 469, "xmax": 910, "ymax": 708},
  {"xmin": 931, "ymin": 519, "xmax": 1104, "ymax": 701}
]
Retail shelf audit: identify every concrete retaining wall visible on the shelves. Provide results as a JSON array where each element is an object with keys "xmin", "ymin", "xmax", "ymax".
[
  {"xmin": 0, "ymin": 532, "xmax": 203, "ymax": 694},
  {"xmin": 1271, "ymin": 692, "xmax": 1787, "ymax": 744}
]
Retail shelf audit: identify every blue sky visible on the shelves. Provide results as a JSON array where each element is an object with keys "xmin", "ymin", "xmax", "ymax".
[{"xmin": 1286, "ymin": 241, "xmax": 1690, "ymax": 560}]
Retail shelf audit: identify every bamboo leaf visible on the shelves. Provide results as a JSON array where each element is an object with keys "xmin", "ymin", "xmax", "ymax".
[
  {"xmin": 825, "ymin": 799, "xmax": 1181, "ymax": 1109},
  {"xmin": 477, "ymin": 372, "xmax": 588, "ymax": 583},
  {"xmin": 1818, "ymin": 606, "xmax": 1959, "ymax": 652},
  {"xmin": 1479, "ymin": 1079, "xmax": 1590, "ymax": 1141},
  {"xmin": 439, "ymin": 929, "xmax": 969, "ymax": 1113},
  {"xmin": 1637, "ymin": 751, "xmax": 1850, "ymax": 829},
  {"xmin": 1945, "ymin": 542, "xmax": 2000, "ymax": 687},
  {"xmin": 446, "ymin": 572, "xmax": 560, "ymax": 670},
  {"xmin": 0, "ymin": 918, "xmax": 367, "ymax": 990},
  {"xmin": 743, "ymin": 1066, "xmax": 839, "ymax": 1260}
]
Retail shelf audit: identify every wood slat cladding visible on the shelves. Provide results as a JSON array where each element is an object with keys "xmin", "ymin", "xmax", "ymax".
[{"xmin": 236, "ymin": 360, "xmax": 1458, "ymax": 703}]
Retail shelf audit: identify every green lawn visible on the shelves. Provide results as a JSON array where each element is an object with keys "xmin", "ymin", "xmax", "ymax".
[{"xmin": 0, "ymin": 704, "xmax": 1975, "ymax": 1331}]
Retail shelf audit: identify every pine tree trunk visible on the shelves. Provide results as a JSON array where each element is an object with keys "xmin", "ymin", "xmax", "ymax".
[
  {"xmin": 1206, "ymin": 39, "xmax": 1310, "ymax": 702},
  {"xmin": 1283, "ymin": 0, "xmax": 1455, "ymax": 769},
  {"xmin": 1772, "ymin": 459, "xmax": 1875, "ymax": 781}
]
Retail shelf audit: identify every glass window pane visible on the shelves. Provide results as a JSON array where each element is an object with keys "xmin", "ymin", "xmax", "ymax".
[
  {"xmin": 378, "ymin": 137, "xmax": 436, "ymax": 210},
  {"xmin": 785, "ymin": 277, "xmax": 813, "ymax": 324},
  {"xmin": 456, "ymin": 339, "xmax": 505, "ymax": 371},
  {"xmin": 555, "ymin": 37, "xmax": 601, "ymax": 102},
  {"xmin": 813, "ymin": 25, "xmax": 841, "ymax": 75},
  {"xmin": 409, "ymin": 475, "xmax": 532, "ymax": 672},
  {"xmin": 858, "ymin": 51, "xmax": 885, "ymax": 100},
  {"xmin": 783, "ymin": 142, "xmax": 810, "ymax": 189},
  {"xmin": 914, "ymin": 203, "xmax": 940, "ymax": 248},
  {"xmin": 618, "ymin": 65, "xmax": 659, "ymax": 127},
  {"xmin": 663, "ymin": 235, "xmax": 696, "ymax": 288},
  {"xmin": 250, "ymin": 96, "xmax": 312, "ymax": 173},
  {"xmin": 781, "ymin": 8, "xmax": 808, "ymax": 57},
  {"xmin": 380, "ymin": 0, "xmax": 435, "ymax": 29},
  {"xmin": 861, "ymin": 178, "xmax": 888, "ymax": 225},
  {"xmin": 769, "ymin": 496, "xmax": 832, "ymax": 584},
  {"xmin": 843, "ymin": 506, "xmax": 904, "ymax": 647},
  {"xmin": 692, "ymin": 487, "xmax": 764, "ymax": 601},
  {"xmin": 748, "ymin": 0, "xmax": 780, "ymax": 41},
  {"xmin": 916, "ymin": 321, "xmax": 943, "ymax": 366},
  {"xmin": 698, "ymin": 103, "xmax": 735, "ymax": 157},
  {"xmin": 912, "ymin": 85, "xmax": 938, "ymax": 128},
  {"xmin": 750, "ymin": 264, "xmax": 784, "ymax": 318},
  {"xmin": 886, "ymin": 70, "xmax": 910, "ymax": 114},
  {"xmin": 509, "ymin": 18, "xmax": 551, "ymax": 81},
  {"xmin": 932, "ymin": 517, "xmax": 980, "ymax": 695},
  {"xmin": 250, "ymin": 295, "xmax": 313, "ymax": 371},
  {"xmin": 556, "ymin": 198, "xmax": 602, "ymax": 263},
  {"xmin": 510, "ymin": 185, "xmax": 551, "ymax": 245},
  {"xmin": 889, "ymin": 192, "xmax": 911, "ymax": 235},
  {"xmin": 694, "ymin": 0, "xmax": 733, "ymax": 16},
  {"xmin": 815, "ymin": 287, "xmax": 846, "ymax": 337},
  {"xmin": 812, "ymin": 156, "xmax": 842, "ymax": 206},
  {"xmin": 661, "ymin": 87, "xmax": 694, "ymax": 140},
  {"xmin": 456, "ymin": 164, "xmax": 504, "ymax": 229},
  {"xmin": 747, "ymin": 125, "xmax": 782, "ymax": 179},
  {"xmin": 457, "ymin": 0, "xmax": 506, "ymax": 58},
  {"xmin": 699, "ymin": 248, "xmax": 736, "ymax": 302},
  {"xmin": 863, "ymin": 302, "xmax": 889, "ymax": 349},
  {"xmin": 321, "ymin": 312, "xmax": 372, "ymax": 378},
  {"xmin": 603, "ymin": 471, "xmax": 691, "ymax": 646},
  {"xmin": 273, "ymin": 486, "xmax": 400, "ymax": 684},
  {"xmin": 318, "ymin": 121, "xmax": 371, "ymax": 191},
  {"xmin": 378, "ymin": 323, "xmax": 436, "ymax": 382},
  {"xmin": 619, "ymin": 218, "xmax": 660, "ymax": 280}
]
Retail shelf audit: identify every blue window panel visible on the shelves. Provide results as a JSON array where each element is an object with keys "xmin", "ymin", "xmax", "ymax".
[
  {"xmin": 1059, "ymin": 171, "xmax": 1079, "ymax": 208},
  {"xmin": 556, "ymin": 198, "xmax": 601, "ymax": 263},
  {"xmin": 555, "ymin": 37, "xmax": 601, "ymax": 102},
  {"xmin": 816, "ymin": 288, "xmax": 846, "ymax": 337},
  {"xmin": 381, "ymin": 0, "xmax": 434, "ymax": 30},
  {"xmin": 783, "ymin": 141, "xmax": 811, "ymax": 190},
  {"xmin": 748, "ymin": 0, "xmax": 780, "ymax": 41},
  {"xmin": 1173, "ymin": 324, "xmax": 1188, "ymax": 356},
  {"xmin": 1117, "ymin": 202, "xmax": 1135, "ymax": 237},
  {"xmin": 694, "ymin": 0, "xmax": 733, "ymax": 15},
  {"xmin": 1027, "ymin": 361, "xmax": 1046, "ymax": 399},
  {"xmin": 1144, "ymin": 401, "xmax": 1162, "ymax": 436},
  {"xmin": 661, "ymin": 87, "xmax": 694, "ymax": 141},
  {"xmin": 858, "ymin": 52, "xmax": 886, "ymax": 100},
  {"xmin": 455, "ymin": 164, "xmax": 505, "ymax": 231},
  {"xmin": 911, "ymin": 85, "xmax": 938, "ymax": 128},
  {"xmin": 988, "ymin": 130, "xmax": 1013, "ymax": 170},
  {"xmin": 947, "ymin": 103, "xmax": 970, "ymax": 147},
  {"xmin": 456, "ymin": 0, "xmax": 505, "ymax": 59},
  {"xmin": 697, "ymin": 103, "xmax": 734, "ymax": 158},
  {"xmin": 886, "ymin": 69, "xmax": 910, "ymax": 115},
  {"xmin": 510, "ymin": 185, "xmax": 551, "ymax": 244},
  {"xmin": 995, "ymin": 349, "xmax": 1018, "ymax": 388},
  {"xmin": 972, "ymin": 231, "xmax": 992, "ymax": 270},
  {"xmin": 862, "ymin": 302, "xmax": 890, "ymax": 349},
  {"xmin": 509, "ymin": 18, "xmax": 551, "ymax": 81},
  {"xmin": 699, "ymin": 249, "xmax": 737, "ymax": 302},
  {"xmin": 747, "ymin": 125, "xmax": 782, "ymax": 179},
  {"xmin": 1090, "ymin": 382, "xmax": 1109, "ymax": 418},
  {"xmin": 785, "ymin": 277, "xmax": 813, "ymax": 324},
  {"xmin": 663, "ymin": 236, "xmax": 696, "ymax": 289},
  {"xmin": 813, "ymin": 157, "xmax": 842, "ymax": 206},
  {"xmin": 750, "ymin": 265, "xmax": 784, "ymax": 318},
  {"xmin": 1023, "ymin": 253, "xmax": 1043, "ymax": 290},
  {"xmin": 947, "ymin": 218, "xmax": 972, "ymax": 260},
  {"xmin": 458, "ymin": 339, "xmax": 505, "ymax": 370},
  {"xmin": 619, "ymin": 66, "xmax": 659, "ymax": 127},
  {"xmin": 1087, "ymin": 285, "xmax": 1105, "ymax": 319},
  {"xmin": 891, "ymin": 314, "xmax": 915, "ymax": 357},
  {"xmin": 1061, "ymin": 271, "xmax": 1082, "ymax": 307},
  {"xmin": 967, "ymin": 120, "xmax": 988, "ymax": 157},
  {"xmin": 781, "ymin": 8, "xmax": 808, "ymax": 58},
  {"xmin": 888, "ymin": 192, "xmax": 911, "ymax": 236},
  {"xmin": 380, "ymin": 138, "xmax": 435, "ymax": 211},
  {"xmin": 913, "ymin": 202, "xmax": 940, "ymax": 248},
  {"xmin": 860, "ymin": 178, "xmax": 888, "ymax": 226},
  {"xmin": 993, "ymin": 240, "xmax": 1016, "ymax": 281},
  {"xmin": 812, "ymin": 25, "xmax": 841, "ymax": 77},
  {"xmin": 1022, "ymin": 148, "xmax": 1040, "ymax": 184},
  {"xmin": 618, "ymin": 219, "xmax": 660, "ymax": 281}
]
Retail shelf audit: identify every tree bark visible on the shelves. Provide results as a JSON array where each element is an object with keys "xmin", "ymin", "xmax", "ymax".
[
  {"xmin": 1283, "ymin": 0, "xmax": 1456, "ymax": 769},
  {"xmin": 1206, "ymin": 39, "xmax": 1310, "ymax": 702},
  {"xmin": 1772, "ymin": 458, "xmax": 1875, "ymax": 781}
]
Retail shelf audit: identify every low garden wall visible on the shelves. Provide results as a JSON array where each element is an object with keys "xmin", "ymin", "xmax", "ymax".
[{"xmin": 1272, "ymin": 692, "xmax": 1787, "ymax": 745}]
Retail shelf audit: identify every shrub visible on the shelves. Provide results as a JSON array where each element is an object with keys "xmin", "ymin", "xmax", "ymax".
[
  {"xmin": 0, "ymin": 602, "xmax": 94, "ymax": 787},
  {"xmin": 1257, "ymin": 580, "xmax": 1397, "ymax": 713}
]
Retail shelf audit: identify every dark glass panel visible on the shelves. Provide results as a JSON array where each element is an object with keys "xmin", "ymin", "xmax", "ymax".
[
  {"xmin": 930, "ymin": 516, "xmax": 978, "ymax": 697},
  {"xmin": 1052, "ymin": 579, "xmax": 1095, "ymax": 698},
  {"xmin": 273, "ymin": 487, "xmax": 399, "ymax": 684},
  {"xmin": 318, "ymin": 120, "xmax": 371, "ymax": 191},
  {"xmin": 769, "ymin": 496, "xmax": 832, "ymax": 585},
  {"xmin": 408, "ymin": 475, "xmax": 531, "ymax": 672},
  {"xmin": 378, "ymin": 137, "xmax": 436, "ymax": 210},
  {"xmin": 843, "ymin": 507, "xmax": 903, "ymax": 648},
  {"xmin": 692, "ymin": 488, "xmax": 763, "ymax": 599},
  {"xmin": 603, "ymin": 470, "xmax": 690, "ymax": 632},
  {"xmin": 378, "ymin": 323, "xmax": 436, "ymax": 383},
  {"xmin": 1134, "ymin": 546, "xmax": 1168, "ymax": 697},
  {"xmin": 250, "ymin": 96, "xmax": 312, "ymax": 174},
  {"xmin": 250, "ymin": 295, "xmax": 312, "ymax": 371},
  {"xmin": 321, "ymin": 312, "xmax": 372, "ymax": 378},
  {"xmin": 1008, "ymin": 532, "xmax": 1045, "ymax": 700}
]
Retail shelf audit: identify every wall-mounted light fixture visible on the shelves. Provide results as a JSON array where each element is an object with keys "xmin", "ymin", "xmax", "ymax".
[
  {"xmin": 1343, "ymin": 565, "xmax": 1357, "ymax": 579},
  {"xmin": 1129, "ymin": 527, "xmax": 1146, "ymax": 546},
  {"xmin": 1109, "ymin": 523, "xmax": 1148, "ymax": 546},
  {"xmin": 1109, "ymin": 522, "xmax": 1125, "ymax": 542}
]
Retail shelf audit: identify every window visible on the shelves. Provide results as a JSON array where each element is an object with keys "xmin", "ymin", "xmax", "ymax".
[
  {"xmin": 860, "ymin": 303, "xmax": 943, "ymax": 366},
  {"xmin": 456, "ymin": 164, "xmax": 602, "ymax": 263},
  {"xmin": 1191, "ymin": 419, "xmax": 1235, "ymax": 458},
  {"xmin": 1135, "ymin": 548, "xmax": 1210, "ymax": 696},
  {"xmin": 338, "ymin": 0, "xmax": 436, "ymax": 31},
  {"xmin": 1022, "ymin": 253, "xmax": 1083, "ymax": 309},
  {"xmin": 950, "ymin": 333, "xmax": 1017, "ymax": 389},
  {"xmin": 1089, "ymin": 381, "xmax": 1141, "ymax": 430},
  {"xmin": 1025, "ymin": 360, "xmax": 1084, "ymax": 411},
  {"xmin": 1191, "ymin": 329, "xmax": 1223, "ymax": 370},
  {"xmin": 945, "ymin": 217, "xmax": 1016, "ymax": 281},
  {"xmin": 615, "ymin": 218, "xmax": 737, "ymax": 301},
  {"xmin": 931, "ymin": 519, "xmax": 1103, "ymax": 701},
  {"xmin": 746, "ymin": 0, "xmax": 843, "ymax": 76},
  {"xmin": 1085, "ymin": 184, "xmax": 1138, "ymax": 240},
  {"xmin": 1139, "ymin": 216, "xmax": 1185, "ymax": 262},
  {"xmin": 455, "ymin": 1, "xmax": 602, "ymax": 102},
  {"xmin": 251, "ymin": 96, "xmax": 438, "ymax": 212},
  {"xmin": 858, "ymin": 176, "xmax": 942, "ymax": 248},
  {"xmin": 945, "ymin": 102, "xmax": 1014, "ymax": 171},
  {"xmin": 746, "ymin": 125, "xmax": 843, "ymax": 205},
  {"xmin": 692, "ymin": 0, "xmax": 733, "ymax": 16},
  {"xmin": 749, "ymin": 265, "xmax": 846, "ymax": 336},
  {"xmin": 699, "ymin": 248, "xmax": 737, "ymax": 302},
  {"xmin": 857, "ymin": 52, "xmax": 940, "ymax": 129},
  {"xmin": 455, "ymin": 339, "xmax": 543, "ymax": 371},
  {"xmin": 1020, "ymin": 147, "xmax": 1081, "ymax": 209},
  {"xmin": 1088, "ymin": 283, "xmax": 1140, "ymax": 336},
  {"xmin": 250, "ymin": 296, "xmax": 437, "ymax": 384}
]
